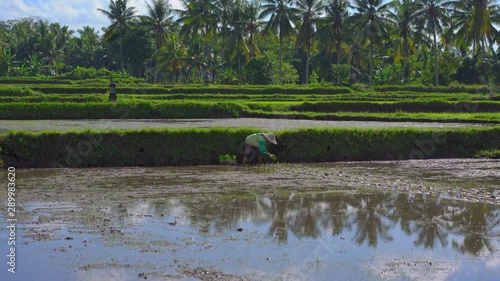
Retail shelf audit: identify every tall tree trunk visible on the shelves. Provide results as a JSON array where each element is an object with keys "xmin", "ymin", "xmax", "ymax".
[
  {"xmin": 472, "ymin": 37, "xmax": 476, "ymax": 56},
  {"xmin": 305, "ymin": 36, "xmax": 310, "ymax": 84},
  {"xmin": 306, "ymin": 32, "xmax": 313, "ymax": 84},
  {"xmin": 155, "ymin": 60, "xmax": 159, "ymax": 83},
  {"xmin": 481, "ymin": 38, "xmax": 486, "ymax": 84},
  {"xmin": 250, "ymin": 32, "xmax": 255, "ymax": 58},
  {"xmin": 238, "ymin": 36, "xmax": 242, "ymax": 81},
  {"xmin": 279, "ymin": 29, "xmax": 283, "ymax": 85},
  {"xmin": 432, "ymin": 27, "xmax": 439, "ymax": 86},
  {"xmin": 221, "ymin": 19, "xmax": 226, "ymax": 69},
  {"xmin": 336, "ymin": 37, "xmax": 342, "ymax": 84},
  {"xmin": 369, "ymin": 40, "xmax": 373, "ymax": 85},
  {"xmin": 403, "ymin": 36, "xmax": 408, "ymax": 83},
  {"xmin": 336, "ymin": 36, "xmax": 342, "ymax": 65},
  {"xmin": 119, "ymin": 24, "xmax": 124, "ymax": 77},
  {"xmin": 205, "ymin": 24, "xmax": 210, "ymax": 77}
]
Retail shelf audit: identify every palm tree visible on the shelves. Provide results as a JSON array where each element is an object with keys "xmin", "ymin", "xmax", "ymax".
[
  {"xmin": 316, "ymin": 0, "xmax": 349, "ymax": 83},
  {"xmin": 0, "ymin": 23, "xmax": 12, "ymax": 75},
  {"xmin": 48, "ymin": 23, "xmax": 73, "ymax": 75},
  {"xmin": 31, "ymin": 20, "xmax": 73, "ymax": 75},
  {"xmin": 33, "ymin": 20, "xmax": 52, "ymax": 64},
  {"xmin": 158, "ymin": 30, "xmax": 188, "ymax": 82},
  {"xmin": 295, "ymin": 0, "xmax": 325, "ymax": 84},
  {"xmin": 228, "ymin": 1, "xmax": 246, "ymax": 79},
  {"xmin": 142, "ymin": 0, "xmax": 173, "ymax": 81},
  {"xmin": 176, "ymin": 0, "xmax": 218, "ymax": 75},
  {"xmin": 214, "ymin": 0, "xmax": 236, "ymax": 69},
  {"xmin": 4, "ymin": 18, "xmax": 36, "ymax": 63},
  {"xmin": 448, "ymin": 0, "xmax": 500, "ymax": 83},
  {"xmin": 243, "ymin": 0, "xmax": 262, "ymax": 59},
  {"xmin": 386, "ymin": 0, "xmax": 420, "ymax": 82},
  {"xmin": 318, "ymin": 0, "xmax": 348, "ymax": 65},
  {"xmin": 98, "ymin": 0, "xmax": 137, "ymax": 76},
  {"xmin": 74, "ymin": 26, "xmax": 102, "ymax": 68},
  {"xmin": 450, "ymin": 0, "xmax": 500, "ymax": 56},
  {"xmin": 0, "ymin": 23, "xmax": 7, "ymax": 47},
  {"xmin": 143, "ymin": 0, "xmax": 173, "ymax": 51},
  {"xmin": 349, "ymin": 0, "xmax": 391, "ymax": 84},
  {"xmin": 259, "ymin": 0, "xmax": 298, "ymax": 84},
  {"xmin": 414, "ymin": 0, "xmax": 452, "ymax": 86}
]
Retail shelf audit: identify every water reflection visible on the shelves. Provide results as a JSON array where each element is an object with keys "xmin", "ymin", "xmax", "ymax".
[
  {"xmin": 127, "ymin": 192, "xmax": 500, "ymax": 255},
  {"xmin": 452, "ymin": 204, "xmax": 499, "ymax": 255}
]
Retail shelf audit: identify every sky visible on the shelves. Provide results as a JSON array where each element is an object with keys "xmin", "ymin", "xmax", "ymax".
[
  {"xmin": 0, "ymin": 0, "xmax": 183, "ymax": 33},
  {"xmin": 2, "ymin": 0, "xmax": 500, "ymax": 35}
]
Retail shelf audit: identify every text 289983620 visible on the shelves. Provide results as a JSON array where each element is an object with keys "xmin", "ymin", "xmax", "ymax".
[{"xmin": 6, "ymin": 167, "xmax": 16, "ymax": 274}]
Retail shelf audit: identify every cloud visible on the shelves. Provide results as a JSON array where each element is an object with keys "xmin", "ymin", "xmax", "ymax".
[
  {"xmin": 0, "ymin": 0, "xmax": 183, "ymax": 32},
  {"xmin": 486, "ymin": 256, "xmax": 500, "ymax": 270}
]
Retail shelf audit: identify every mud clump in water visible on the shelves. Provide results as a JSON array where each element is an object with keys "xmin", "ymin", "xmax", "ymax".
[{"xmin": 181, "ymin": 267, "xmax": 247, "ymax": 281}]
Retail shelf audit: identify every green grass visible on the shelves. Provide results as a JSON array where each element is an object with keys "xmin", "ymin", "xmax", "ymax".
[
  {"xmin": 23, "ymin": 85, "xmax": 352, "ymax": 95},
  {"xmin": 0, "ymin": 85, "xmax": 38, "ymax": 96},
  {"xmin": 247, "ymin": 110, "xmax": 500, "ymax": 123},
  {"xmin": 0, "ymin": 100, "xmax": 247, "ymax": 119},
  {"xmin": 0, "ymin": 100, "xmax": 498, "ymax": 122},
  {"xmin": 0, "ymin": 94, "xmax": 106, "ymax": 103},
  {"xmin": 121, "ymin": 92, "xmax": 493, "ymax": 102},
  {"xmin": 0, "ymin": 81, "xmax": 497, "ymax": 122},
  {"xmin": 1, "ymin": 126, "xmax": 498, "ymax": 168},
  {"xmin": 290, "ymin": 100, "xmax": 500, "ymax": 113},
  {"xmin": 373, "ymin": 84, "xmax": 492, "ymax": 94},
  {"xmin": 474, "ymin": 149, "xmax": 500, "ymax": 159}
]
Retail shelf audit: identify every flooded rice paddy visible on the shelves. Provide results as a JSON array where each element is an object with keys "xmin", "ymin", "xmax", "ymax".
[
  {"xmin": 0, "ymin": 118, "xmax": 496, "ymax": 133},
  {"xmin": 0, "ymin": 159, "xmax": 499, "ymax": 281}
]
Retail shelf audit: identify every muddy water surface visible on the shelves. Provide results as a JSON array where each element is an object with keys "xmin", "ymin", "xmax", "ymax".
[{"xmin": 0, "ymin": 159, "xmax": 499, "ymax": 281}]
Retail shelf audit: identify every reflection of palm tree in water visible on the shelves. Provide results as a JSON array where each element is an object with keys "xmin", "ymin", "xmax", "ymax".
[
  {"xmin": 451, "ymin": 205, "xmax": 499, "ymax": 256},
  {"xmin": 350, "ymin": 193, "xmax": 394, "ymax": 247},
  {"xmin": 268, "ymin": 198, "xmax": 289, "ymax": 243},
  {"xmin": 188, "ymin": 198, "xmax": 263, "ymax": 234},
  {"xmin": 390, "ymin": 193, "xmax": 419, "ymax": 235},
  {"xmin": 317, "ymin": 194, "xmax": 352, "ymax": 236},
  {"xmin": 266, "ymin": 194, "xmax": 322, "ymax": 243},
  {"xmin": 288, "ymin": 196, "xmax": 321, "ymax": 239},
  {"xmin": 156, "ymin": 193, "xmax": 498, "ymax": 255},
  {"xmin": 410, "ymin": 196, "xmax": 453, "ymax": 249}
]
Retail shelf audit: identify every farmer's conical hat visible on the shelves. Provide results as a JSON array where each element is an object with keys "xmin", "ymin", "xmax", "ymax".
[{"xmin": 263, "ymin": 133, "xmax": 277, "ymax": 145}]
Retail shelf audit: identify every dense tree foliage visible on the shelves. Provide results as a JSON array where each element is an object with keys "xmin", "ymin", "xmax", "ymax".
[{"xmin": 0, "ymin": 0, "xmax": 499, "ymax": 85}]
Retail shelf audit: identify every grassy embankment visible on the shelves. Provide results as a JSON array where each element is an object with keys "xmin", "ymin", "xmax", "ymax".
[
  {"xmin": 0, "ymin": 79, "xmax": 498, "ymax": 122},
  {"xmin": 1, "ymin": 78, "xmax": 498, "ymax": 167},
  {"xmin": 1, "ymin": 126, "xmax": 499, "ymax": 168}
]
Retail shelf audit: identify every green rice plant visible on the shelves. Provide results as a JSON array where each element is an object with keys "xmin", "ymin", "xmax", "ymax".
[
  {"xmin": 0, "ymin": 77, "xmax": 73, "ymax": 84},
  {"xmin": 474, "ymin": 149, "xmax": 500, "ymax": 159},
  {"xmin": 23, "ymin": 84, "xmax": 353, "ymax": 95},
  {"xmin": 0, "ymin": 100, "xmax": 248, "ymax": 119},
  {"xmin": 219, "ymin": 154, "xmax": 237, "ymax": 165},
  {"xmin": 117, "ymin": 92, "xmax": 489, "ymax": 102},
  {"xmin": 245, "ymin": 109, "xmax": 500, "ymax": 123},
  {"xmin": 30, "ymin": 85, "xmax": 107, "ymax": 94},
  {"xmin": 0, "ymin": 85, "xmax": 37, "ymax": 96},
  {"xmin": 373, "ymin": 84, "xmax": 490, "ymax": 94},
  {"xmin": 1, "ymin": 127, "xmax": 499, "ymax": 168},
  {"xmin": 290, "ymin": 100, "xmax": 500, "ymax": 113},
  {"xmin": 0, "ymin": 94, "xmax": 106, "ymax": 103}
]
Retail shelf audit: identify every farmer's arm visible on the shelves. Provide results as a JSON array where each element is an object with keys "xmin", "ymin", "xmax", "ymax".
[{"xmin": 259, "ymin": 140, "xmax": 270, "ymax": 157}]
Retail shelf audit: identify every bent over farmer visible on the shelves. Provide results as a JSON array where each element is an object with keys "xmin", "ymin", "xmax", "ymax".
[{"xmin": 242, "ymin": 133, "xmax": 277, "ymax": 165}]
